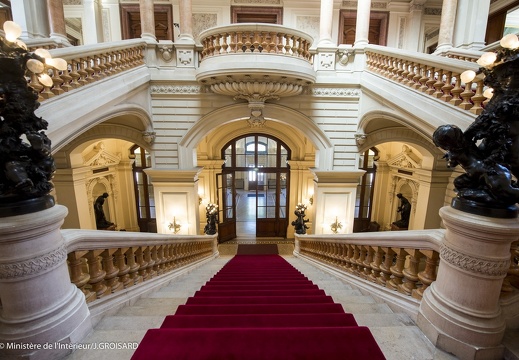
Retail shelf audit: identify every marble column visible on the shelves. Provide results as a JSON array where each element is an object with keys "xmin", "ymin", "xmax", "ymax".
[
  {"xmin": 82, "ymin": 0, "xmax": 104, "ymax": 44},
  {"xmin": 434, "ymin": 0, "xmax": 458, "ymax": 53},
  {"xmin": 11, "ymin": 0, "xmax": 49, "ymax": 39},
  {"xmin": 354, "ymin": 0, "xmax": 372, "ymax": 48},
  {"xmin": 406, "ymin": 0, "xmax": 426, "ymax": 51},
  {"xmin": 417, "ymin": 206, "xmax": 518, "ymax": 359},
  {"xmin": 46, "ymin": 0, "xmax": 69, "ymax": 44},
  {"xmin": 139, "ymin": 0, "xmax": 156, "ymax": 42},
  {"xmin": 318, "ymin": 0, "xmax": 334, "ymax": 46},
  {"xmin": 452, "ymin": 0, "xmax": 490, "ymax": 51},
  {"xmin": 178, "ymin": 0, "xmax": 194, "ymax": 42},
  {"xmin": 0, "ymin": 205, "xmax": 92, "ymax": 359}
]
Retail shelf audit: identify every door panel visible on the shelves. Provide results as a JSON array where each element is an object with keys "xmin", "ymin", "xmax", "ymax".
[
  {"xmin": 216, "ymin": 172, "xmax": 236, "ymax": 242},
  {"xmin": 256, "ymin": 172, "xmax": 287, "ymax": 238}
]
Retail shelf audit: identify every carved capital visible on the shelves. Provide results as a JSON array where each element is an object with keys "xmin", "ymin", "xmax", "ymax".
[{"xmin": 142, "ymin": 131, "xmax": 156, "ymax": 144}]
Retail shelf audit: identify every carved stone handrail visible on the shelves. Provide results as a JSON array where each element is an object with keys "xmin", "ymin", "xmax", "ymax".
[
  {"xmin": 33, "ymin": 39, "xmax": 147, "ymax": 102},
  {"xmin": 62, "ymin": 230, "xmax": 218, "ymax": 305},
  {"xmin": 294, "ymin": 230, "xmax": 443, "ymax": 303},
  {"xmin": 197, "ymin": 23, "xmax": 314, "ymax": 63},
  {"xmin": 294, "ymin": 230, "xmax": 519, "ymax": 308},
  {"xmin": 364, "ymin": 44, "xmax": 487, "ymax": 115}
]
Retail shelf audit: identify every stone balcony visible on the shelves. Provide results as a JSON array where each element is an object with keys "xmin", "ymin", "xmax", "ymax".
[{"xmin": 195, "ymin": 23, "xmax": 316, "ymax": 115}]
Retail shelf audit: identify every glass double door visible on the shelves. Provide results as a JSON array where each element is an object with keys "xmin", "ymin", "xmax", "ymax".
[{"xmin": 216, "ymin": 170, "xmax": 288, "ymax": 241}]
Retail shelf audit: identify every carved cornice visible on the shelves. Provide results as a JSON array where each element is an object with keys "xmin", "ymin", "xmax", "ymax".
[
  {"xmin": 0, "ymin": 245, "xmax": 67, "ymax": 280},
  {"xmin": 307, "ymin": 88, "xmax": 361, "ymax": 97},
  {"xmin": 440, "ymin": 243, "xmax": 510, "ymax": 277},
  {"xmin": 151, "ymin": 85, "xmax": 208, "ymax": 95},
  {"xmin": 84, "ymin": 142, "xmax": 121, "ymax": 167}
]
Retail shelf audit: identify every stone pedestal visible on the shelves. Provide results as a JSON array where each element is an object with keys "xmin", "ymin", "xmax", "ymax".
[
  {"xmin": 0, "ymin": 205, "xmax": 92, "ymax": 359},
  {"xmin": 417, "ymin": 206, "xmax": 519, "ymax": 360}
]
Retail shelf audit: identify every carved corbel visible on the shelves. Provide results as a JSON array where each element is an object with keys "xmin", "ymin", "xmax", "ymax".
[
  {"xmin": 354, "ymin": 133, "xmax": 367, "ymax": 146},
  {"xmin": 142, "ymin": 131, "xmax": 156, "ymax": 145}
]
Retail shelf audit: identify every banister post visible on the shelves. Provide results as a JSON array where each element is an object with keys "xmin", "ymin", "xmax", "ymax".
[{"xmin": 417, "ymin": 206, "xmax": 519, "ymax": 359}]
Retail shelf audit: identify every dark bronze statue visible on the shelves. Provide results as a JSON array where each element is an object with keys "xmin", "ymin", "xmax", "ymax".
[
  {"xmin": 94, "ymin": 193, "xmax": 114, "ymax": 229},
  {"xmin": 292, "ymin": 204, "xmax": 309, "ymax": 235},
  {"xmin": 0, "ymin": 28, "xmax": 56, "ymax": 216},
  {"xmin": 392, "ymin": 193, "xmax": 411, "ymax": 228},
  {"xmin": 204, "ymin": 203, "xmax": 218, "ymax": 235},
  {"xmin": 433, "ymin": 47, "xmax": 519, "ymax": 218}
]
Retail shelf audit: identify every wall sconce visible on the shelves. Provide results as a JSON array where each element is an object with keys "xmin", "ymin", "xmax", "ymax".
[
  {"xmin": 168, "ymin": 217, "xmax": 181, "ymax": 234},
  {"xmin": 199, "ymin": 196, "xmax": 203, "ymax": 205},
  {"xmin": 330, "ymin": 216, "xmax": 342, "ymax": 234},
  {"xmin": 309, "ymin": 196, "xmax": 314, "ymax": 205}
]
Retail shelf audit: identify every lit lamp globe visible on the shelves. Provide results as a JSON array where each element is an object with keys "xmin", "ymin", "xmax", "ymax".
[
  {"xmin": 3, "ymin": 20, "xmax": 22, "ymax": 42},
  {"xmin": 460, "ymin": 70, "xmax": 476, "ymax": 84},
  {"xmin": 476, "ymin": 52, "xmax": 497, "ymax": 68},
  {"xmin": 500, "ymin": 33, "xmax": 519, "ymax": 49}
]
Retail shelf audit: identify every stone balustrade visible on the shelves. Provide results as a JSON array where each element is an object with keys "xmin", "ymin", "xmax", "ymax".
[
  {"xmin": 62, "ymin": 230, "xmax": 218, "ymax": 305},
  {"xmin": 198, "ymin": 24, "xmax": 314, "ymax": 63},
  {"xmin": 295, "ymin": 231, "xmax": 442, "ymax": 301},
  {"xmin": 365, "ymin": 45, "xmax": 486, "ymax": 115},
  {"xmin": 35, "ymin": 39, "xmax": 146, "ymax": 102},
  {"xmin": 295, "ymin": 231, "xmax": 519, "ymax": 303}
]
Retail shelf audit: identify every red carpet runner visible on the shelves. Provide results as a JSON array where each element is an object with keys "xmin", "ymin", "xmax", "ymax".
[{"xmin": 132, "ymin": 255, "xmax": 386, "ymax": 360}]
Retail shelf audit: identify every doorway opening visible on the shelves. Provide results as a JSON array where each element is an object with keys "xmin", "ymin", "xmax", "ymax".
[{"xmin": 216, "ymin": 134, "xmax": 290, "ymax": 241}]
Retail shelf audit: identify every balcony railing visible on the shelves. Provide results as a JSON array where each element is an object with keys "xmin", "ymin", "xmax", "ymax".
[
  {"xmin": 365, "ymin": 45, "xmax": 486, "ymax": 115},
  {"xmin": 198, "ymin": 23, "xmax": 314, "ymax": 63},
  {"xmin": 35, "ymin": 39, "xmax": 146, "ymax": 102}
]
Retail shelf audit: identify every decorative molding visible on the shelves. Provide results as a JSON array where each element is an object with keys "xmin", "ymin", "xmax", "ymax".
[
  {"xmin": 342, "ymin": 1, "xmax": 386, "ymax": 9},
  {"xmin": 424, "ymin": 8, "xmax": 442, "ymax": 16},
  {"xmin": 159, "ymin": 45, "xmax": 174, "ymax": 62},
  {"xmin": 0, "ymin": 245, "xmax": 67, "ymax": 280},
  {"xmin": 307, "ymin": 88, "xmax": 361, "ymax": 97},
  {"xmin": 63, "ymin": 0, "xmax": 82, "ymax": 5},
  {"xmin": 177, "ymin": 49, "xmax": 193, "ymax": 66},
  {"xmin": 151, "ymin": 85, "xmax": 208, "ymax": 94},
  {"xmin": 355, "ymin": 133, "xmax": 367, "ymax": 146},
  {"xmin": 142, "ymin": 131, "xmax": 156, "ymax": 144},
  {"xmin": 319, "ymin": 53, "xmax": 335, "ymax": 69},
  {"xmin": 83, "ymin": 142, "xmax": 121, "ymax": 167},
  {"xmin": 233, "ymin": 0, "xmax": 282, "ymax": 4},
  {"xmin": 440, "ymin": 243, "xmax": 510, "ymax": 277},
  {"xmin": 387, "ymin": 145, "xmax": 422, "ymax": 169}
]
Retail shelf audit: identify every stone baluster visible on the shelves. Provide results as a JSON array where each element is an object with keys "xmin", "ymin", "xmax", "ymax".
[
  {"xmin": 67, "ymin": 251, "xmax": 95, "ymax": 303},
  {"xmin": 86, "ymin": 249, "xmax": 108, "ymax": 299},
  {"xmin": 440, "ymin": 71, "xmax": 453, "ymax": 102},
  {"xmin": 236, "ymin": 31, "xmax": 243, "ymax": 53},
  {"xmin": 69, "ymin": 59, "xmax": 81, "ymax": 88},
  {"xmin": 377, "ymin": 247, "xmax": 394, "ymax": 287},
  {"xmin": 50, "ymin": 68, "xmax": 65, "ymax": 95},
  {"xmin": 135, "ymin": 247, "xmax": 148, "ymax": 281},
  {"xmin": 101, "ymin": 249, "xmax": 123, "ymax": 293},
  {"xmin": 369, "ymin": 246, "xmax": 384, "ymax": 283},
  {"xmin": 399, "ymin": 249, "xmax": 423, "ymax": 295},
  {"xmin": 352, "ymin": 245, "xmax": 361, "ymax": 276},
  {"xmin": 388, "ymin": 248, "xmax": 407, "ymax": 290},
  {"xmin": 414, "ymin": 250, "xmax": 439, "ymax": 300},
  {"xmin": 432, "ymin": 69, "xmax": 444, "ymax": 98},
  {"xmin": 151, "ymin": 245, "xmax": 161, "ymax": 275},
  {"xmin": 114, "ymin": 248, "xmax": 131, "ymax": 288},
  {"xmin": 449, "ymin": 74, "xmax": 463, "ymax": 106},
  {"xmin": 77, "ymin": 58, "xmax": 89, "ymax": 86},
  {"xmin": 470, "ymin": 79, "xmax": 485, "ymax": 115},
  {"xmin": 125, "ymin": 247, "xmax": 142, "ymax": 285},
  {"xmin": 459, "ymin": 80, "xmax": 474, "ymax": 110},
  {"xmin": 424, "ymin": 68, "xmax": 436, "ymax": 95},
  {"xmin": 362, "ymin": 246, "xmax": 375, "ymax": 279},
  {"xmin": 214, "ymin": 35, "xmax": 222, "ymax": 55},
  {"xmin": 144, "ymin": 246, "xmax": 156, "ymax": 278}
]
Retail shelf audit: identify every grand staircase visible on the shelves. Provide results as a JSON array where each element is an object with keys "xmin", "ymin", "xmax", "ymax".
[
  {"xmin": 132, "ymin": 254, "xmax": 385, "ymax": 359},
  {"xmin": 64, "ymin": 250, "xmax": 464, "ymax": 360}
]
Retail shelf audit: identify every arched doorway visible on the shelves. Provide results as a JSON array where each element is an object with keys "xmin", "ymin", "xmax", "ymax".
[{"xmin": 217, "ymin": 134, "xmax": 290, "ymax": 241}]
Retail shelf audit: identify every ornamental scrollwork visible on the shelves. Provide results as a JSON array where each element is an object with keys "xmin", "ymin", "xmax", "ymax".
[
  {"xmin": 440, "ymin": 243, "xmax": 510, "ymax": 277},
  {"xmin": 0, "ymin": 244, "xmax": 67, "ymax": 280}
]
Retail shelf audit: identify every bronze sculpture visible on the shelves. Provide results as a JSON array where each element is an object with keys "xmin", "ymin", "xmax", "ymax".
[{"xmin": 433, "ymin": 38, "xmax": 519, "ymax": 218}]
